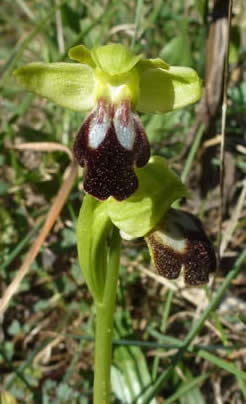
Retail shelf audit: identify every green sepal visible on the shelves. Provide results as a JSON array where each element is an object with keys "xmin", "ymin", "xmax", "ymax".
[
  {"xmin": 91, "ymin": 44, "xmax": 143, "ymax": 75},
  {"xmin": 137, "ymin": 65, "xmax": 201, "ymax": 113},
  {"xmin": 105, "ymin": 156, "xmax": 189, "ymax": 238},
  {"xmin": 77, "ymin": 194, "xmax": 112, "ymax": 303},
  {"xmin": 14, "ymin": 62, "xmax": 96, "ymax": 112}
]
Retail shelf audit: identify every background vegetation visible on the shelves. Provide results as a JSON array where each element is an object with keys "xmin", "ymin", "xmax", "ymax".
[{"xmin": 1, "ymin": 0, "xmax": 246, "ymax": 402}]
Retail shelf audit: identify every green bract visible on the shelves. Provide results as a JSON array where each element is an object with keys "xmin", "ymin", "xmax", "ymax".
[
  {"xmin": 77, "ymin": 194, "xmax": 112, "ymax": 302},
  {"xmin": 14, "ymin": 43, "xmax": 201, "ymax": 113},
  {"xmin": 105, "ymin": 156, "xmax": 188, "ymax": 238}
]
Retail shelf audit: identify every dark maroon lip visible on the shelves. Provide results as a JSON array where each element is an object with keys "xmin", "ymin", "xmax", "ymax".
[
  {"xmin": 146, "ymin": 209, "xmax": 216, "ymax": 286},
  {"xmin": 73, "ymin": 98, "xmax": 150, "ymax": 201}
]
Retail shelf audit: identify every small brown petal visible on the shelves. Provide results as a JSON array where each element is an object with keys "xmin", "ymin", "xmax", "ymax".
[{"xmin": 145, "ymin": 209, "xmax": 216, "ymax": 286}]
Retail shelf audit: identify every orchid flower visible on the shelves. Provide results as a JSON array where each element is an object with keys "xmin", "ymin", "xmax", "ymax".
[
  {"xmin": 145, "ymin": 208, "xmax": 216, "ymax": 286},
  {"xmin": 14, "ymin": 43, "xmax": 201, "ymax": 201},
  {"xmin": 14, "ymin": 43, "xmax": 215, "ymax": 404}
]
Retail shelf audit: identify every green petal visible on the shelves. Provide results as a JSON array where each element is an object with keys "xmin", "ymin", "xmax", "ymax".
[
  {"xmin": 137, "ymin": 58, "xmax": 170, "ymax": 72},
  {"xmin": 91, "ymin": 44, "xmax": 143, "ymax": 75},
  {"xmin": 106, "ymin": 156, "xmax": 188, "ymax": 238},
  {"xmin": 137, "ymin": 66, "xmax": 201, "ymax": 113},
  {"xmin": 14, "ymin": 62, "xmax": 96, "ymax": 111},
  {"xmin": 68, "ymin": 44, "xmax": 96, "ymax": 67}
]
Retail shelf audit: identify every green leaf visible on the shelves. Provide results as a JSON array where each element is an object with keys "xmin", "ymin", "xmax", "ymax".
[
  {"xmin": 76, "ymin": 195, "xmax": 112, "ymax": 302},
  {"xmin": 112, "ymin": 313, "xmax": 156, "ymax": 404},
  {"xmin": 112, "ymin": 353, "xmax": 156, "ymax": 404},
  {"xmin": 106, "ymin": 156, "xmax": 188, "ymax": 238},
  {"xmin": 178, "ymin": 368, "xmax": 206, "ymax": 404},
  {"xmin": 198, "ymin": 350, "xmax": 246, "ymax": 381},
  {"xmin": 160, "ymin": 35, "xmax": 193, "ymax": 67},
  {"xmin": 14, "ymin": 62, "xmax": 96, "ymax": 112},
  {"xmin": 137, "ymin": 66, "xmax": 201, "ymax": 113},
  {"xmin": 164, "ymin": 373, "xmax": 207, "ymax": 404},
  {"xmin": 178, "ymin": 383, "xmax": 206, "ymax": 404}
]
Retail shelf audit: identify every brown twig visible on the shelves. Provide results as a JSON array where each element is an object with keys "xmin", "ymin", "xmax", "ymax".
[
  {"xmin": 218, "ymin": 0, "xmax": 233, "ymax": 262},
  {"xmin": 13, "ymin": 142, "xmax": 73, "ymax": 161}
]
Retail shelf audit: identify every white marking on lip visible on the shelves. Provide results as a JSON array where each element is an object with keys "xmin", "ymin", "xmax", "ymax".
[
  {"xmin": 88, "ymin": 101, "xmax": 110, "ymax": 149},
  {"xmin": 113, "ymin": 103, "xmax": 135, "ymax": 150}
]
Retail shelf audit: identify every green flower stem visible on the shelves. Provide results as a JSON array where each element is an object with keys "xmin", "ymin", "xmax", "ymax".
[{"xmin": 93, "ymin": 226, "xmax": 121, "ymax": 404}]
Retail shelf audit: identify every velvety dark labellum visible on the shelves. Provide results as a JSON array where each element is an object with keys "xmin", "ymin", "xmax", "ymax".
[
  {"xmin": 146, "ymin": 209, "xmax": 216, "ymax": 286},
  {"xmin": 73, "ymin": 98, "xmax": 150, "ymax": 200},
  {"xmin": 147, "ymin": 239, "xmax": 182, "ymax": 280}
]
